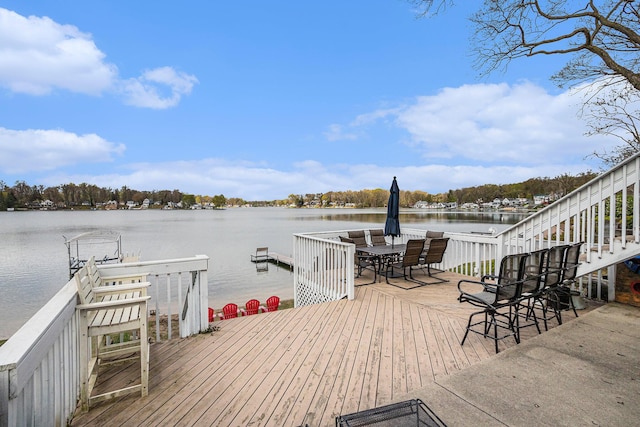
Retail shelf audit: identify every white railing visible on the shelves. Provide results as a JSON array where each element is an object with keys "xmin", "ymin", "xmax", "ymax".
[
  {"xmin": 98, "ymin": 255, "xmax": 210, "ymax": 341},
  {"xmin": 293, "ymin": 231, "xmax": 354, "ymax": 307},
  {"xmin": 496, "ymin": 153, "xmax": 640, "ymax": 301},
  {"xmin": 293, "ymin": 228, "xmax": 502, "ymax": 307},
  {"xmin": 392, "ymin": 228, "xmax": 500, "ymax": 277},
  {"xmin": 0, "ymin": 255, "xmax": 209, "ymax": 427}
]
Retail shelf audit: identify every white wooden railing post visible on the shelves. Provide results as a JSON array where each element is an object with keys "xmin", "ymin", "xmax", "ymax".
[{"xmin": 197, "ymin": 259, "xmax": 209, "ymax": 334}]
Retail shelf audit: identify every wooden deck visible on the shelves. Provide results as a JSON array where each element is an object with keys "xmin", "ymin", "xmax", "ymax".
[{"xmin": 71, "ymin": 270, "xmax": 598, "ymax": 426}]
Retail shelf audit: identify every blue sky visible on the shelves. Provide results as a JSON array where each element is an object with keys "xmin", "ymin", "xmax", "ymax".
[{"xmin": 0, "ymin": 1, "xmax": 616, "ymax": 200}]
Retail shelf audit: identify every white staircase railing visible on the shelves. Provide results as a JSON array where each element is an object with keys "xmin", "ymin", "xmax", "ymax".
[{"xmin": 496, "ymin": 153, "xmax": 640, "ymax": 300}]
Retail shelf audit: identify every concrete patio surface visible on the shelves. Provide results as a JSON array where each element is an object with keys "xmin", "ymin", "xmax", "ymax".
[{"xmin": 403, "ymin": 303, "xmax": 640, "ymax": 426}]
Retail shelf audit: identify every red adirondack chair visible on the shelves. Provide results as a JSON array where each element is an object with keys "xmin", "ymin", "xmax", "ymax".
[
  {"xmin": 217, "ymin": 303, "xmax": 239, "ymax": 320},
  {"xmin": 241, "ymin": 299, "xmax": 261, "ymax": 316},
  {"xmin": 208, "ymin": 307, "xmax": 215, "ymax": 322},
  {"xmin": 260, "ymin": 296, "xmax": 280, "ymax": 313}
]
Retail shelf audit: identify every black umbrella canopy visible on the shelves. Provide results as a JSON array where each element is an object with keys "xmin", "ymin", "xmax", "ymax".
[{"xmin": 384, "ymin": 176, "xmax": 401, "ymax": 238}]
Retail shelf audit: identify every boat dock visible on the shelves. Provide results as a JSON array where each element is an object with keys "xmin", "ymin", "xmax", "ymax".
[{"xmin": 250, "ymin": 247, "xmax": 293, "ymax": 270}]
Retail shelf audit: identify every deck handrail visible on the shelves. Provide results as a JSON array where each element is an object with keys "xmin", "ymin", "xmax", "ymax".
[
  {"xmin": 0, "ymin": 255, "xmax": 209, "ymax": 427},
  {"xmin": 292, "ymin": 228, "xmax": 502, "ymax": 307}
]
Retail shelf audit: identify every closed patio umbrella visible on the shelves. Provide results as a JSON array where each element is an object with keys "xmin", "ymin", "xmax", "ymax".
[{"xmin": 384, "ymin": 176, "xmax": 401, "ymax": 247}]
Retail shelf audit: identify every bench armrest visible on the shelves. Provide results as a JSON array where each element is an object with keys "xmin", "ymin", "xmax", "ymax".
[
  {"xmin": 98, "ymin": 272, "xmax": 150, "ymax": 285},
  {"xmin": 77, "ymin": 295, "xmax": 151, "ymax": 311},
  {"xmin": 93, "ymin": 282, "xmax": 151, "ymax": 295}
]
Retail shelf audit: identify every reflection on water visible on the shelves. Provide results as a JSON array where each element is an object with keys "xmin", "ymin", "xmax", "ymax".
[
  {"xmin": 0, "ymin": 208, "xmax": 528, "ymax": 339},
  {"xmin": 292, "ymin": 210, "xmax": 525, "ymax": 225}
]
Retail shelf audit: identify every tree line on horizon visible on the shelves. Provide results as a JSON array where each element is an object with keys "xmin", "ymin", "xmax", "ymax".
[{"xmin": 0, "ymin": 171, "xmax": 597, "ymax": 211}]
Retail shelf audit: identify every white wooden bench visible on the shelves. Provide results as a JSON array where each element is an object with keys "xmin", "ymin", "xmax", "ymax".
[{"xmin": 75, "ymin": 257, "xmax": 151, "ymax": 411}]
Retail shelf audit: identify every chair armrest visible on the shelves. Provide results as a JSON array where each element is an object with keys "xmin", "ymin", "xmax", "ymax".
[
  {"xmin": 240, "ymin": 309, "xmax": 247, "ymax": 316},
  {"xmin": 98, "ymin": 272, "xmax": 150, "ymax": 285},
  {"xmin": 457, "ymin": 279, "xmax": 498, "ymax": 295},
  {"xmin": 77, "ymin": 295, "xmax": 151, "ymax": 311},
  {"xmin": 94, "ymin": 282, "xmax": 151, "ymax": 296}
]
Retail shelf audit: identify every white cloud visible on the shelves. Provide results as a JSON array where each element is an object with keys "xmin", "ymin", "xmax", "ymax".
[
  {"xmin": 394, "ymin": 81, "xmax": 608, "ymax": 164},
  {"xmin": 0, "ymin": 8, "xmax": 116, "ymax": 95},
  {"xmin": 121, "ymin": 67, "xmax": 199, "ymax": 109},
  {"xmin": 0, "ymin": 8, "xmax": 196, "ymax": 108},
  {"xmin": 324, "ymin": 124, "xmax": 358, "ymax": 141},
  {"xmin": 330, "ymin": 81, "xmax": 617, "ymax": 166},
  {"xmin": 0, "ymin": 128, "xmax": 125, "ymax": 174}
]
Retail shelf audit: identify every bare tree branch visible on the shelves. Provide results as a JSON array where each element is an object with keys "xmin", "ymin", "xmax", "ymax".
[{"xmin": 410, "ymin": 0, "xmax": 640, "ymax": 163}]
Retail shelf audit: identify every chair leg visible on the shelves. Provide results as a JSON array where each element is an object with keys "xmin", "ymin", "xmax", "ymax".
[
  {"xmin": 484, "ymin": 311, "xmax": 491, "ymax": 336},
  {"xmin": 462, "ymin": 307, "xmax": 521, "ymax": 353},
  {"xmin": 547, "ymin": 290, "xmax": 563, "ymax": 325},
  {"xmin": 565, "ymin": 287, "xmax": 579, "ymax": 318},
  {"xmin": 493, "ymin": 314, "xmax": 499, "ymax": 354},
  {"xmin": 510, "ymin": 306, "xmax": 518, "ymax": 344},
  {"xmin": 140, "ymin": 308, "xmax": 149, "ymax": 397},
  {"xmin": 514, "ymin": 300, "xmax": 541, "ymax": 343},
  {"xmin": 461, "ymin": 311, "xmax": 480, "ymax": 346},
  {"xmin": 78, "ymin": 313, "xmax": 90, "ymax": 412}
]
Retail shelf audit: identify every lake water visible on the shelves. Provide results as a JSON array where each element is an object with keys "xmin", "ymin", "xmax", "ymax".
[{"xmin": 0, "ymin": 208, "xmax": 526, "ymax": 339}]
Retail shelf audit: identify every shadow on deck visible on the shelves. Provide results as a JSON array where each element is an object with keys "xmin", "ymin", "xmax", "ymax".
[{"xmin": 70, "ymin": 269, "xmax": 634, "ymax": 426}]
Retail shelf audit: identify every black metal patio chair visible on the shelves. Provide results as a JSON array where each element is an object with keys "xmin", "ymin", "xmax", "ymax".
[
  {"xmin": 525, "ymin": 244, "xmax": 570, "ymax": 331},
  {"xmin": 458, "ymin": 252, "xmax": 529, "ymax": 353},
  {"xmin": 548, "ymin": 242, "xmax": 584, "ymax": 323},
  {"xmin": 340, "ymin": 236, "xmax": 377, "ymax": 285},
  {"xmin": 384, "ymin": 239, "xmax": 426, "ymax": 289},
  {"xmin": 417, "ymin": 237, "xmax": 449, "ymax": 283},
  {"xmin": 514, "ymin": 248, "xmax": 549, "ymax": 340},
  {"xmin": 347, "ymin": 230, "xmax": 369, "ymax": 248},
  {"xmin": 368, "ymin": 229, "xmax": 387, "ymax": 246}
]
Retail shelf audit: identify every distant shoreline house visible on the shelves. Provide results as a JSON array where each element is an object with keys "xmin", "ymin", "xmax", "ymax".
[
  {"xmin": 413, "ymin": 201, "xmax": 457, "ymax": 209},
  {"xmin": 413, "ymin": 196, "xmax": 560, "ymax": 211}
]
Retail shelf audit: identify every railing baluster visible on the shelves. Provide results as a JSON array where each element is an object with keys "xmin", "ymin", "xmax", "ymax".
[
  {"xmin": 166, "ymin": 274, "xmax": 172, "ymax": 341},
  {"xmin": 154, "ymin": 274, "xmax": 160, "ymax": 342}
]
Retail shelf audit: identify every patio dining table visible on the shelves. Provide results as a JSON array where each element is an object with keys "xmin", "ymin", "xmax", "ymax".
[{"xmin": 357, "ymin": 243, "xmax": 407, "ymax": 282}]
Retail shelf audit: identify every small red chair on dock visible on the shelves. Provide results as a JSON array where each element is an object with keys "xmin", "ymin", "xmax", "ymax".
[
  {"xmin": 208, "ymin": 307, "xmax": 215, "ymax": 322},
  {"xmin": 217, "ymin": 303, "xmax": 240, "ymax": 320},
  {"xmin": 260, "ymin": 296, "xmax": 280, "ymax": 313},
  {"xmin": 241, "ymin": 299, "xmax": 261, "ymax": 316}
]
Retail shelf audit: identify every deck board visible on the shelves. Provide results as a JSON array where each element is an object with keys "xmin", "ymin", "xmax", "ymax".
[
  {"xmin": 358, "ymin": 290, "xmax": 382, "ymax": 412},
  {"xmin": 281, "ymin": 298, "xmax": 356, "ymax": 426},
  {"xmin": 71, "ymin": 271, "xmax": 599, "ymax": 427}
]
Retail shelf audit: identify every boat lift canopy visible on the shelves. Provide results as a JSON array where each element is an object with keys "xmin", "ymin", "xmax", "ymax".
[{"xmin": 63, "ymin": 230, "xmax": 123, "ymax": 279}]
